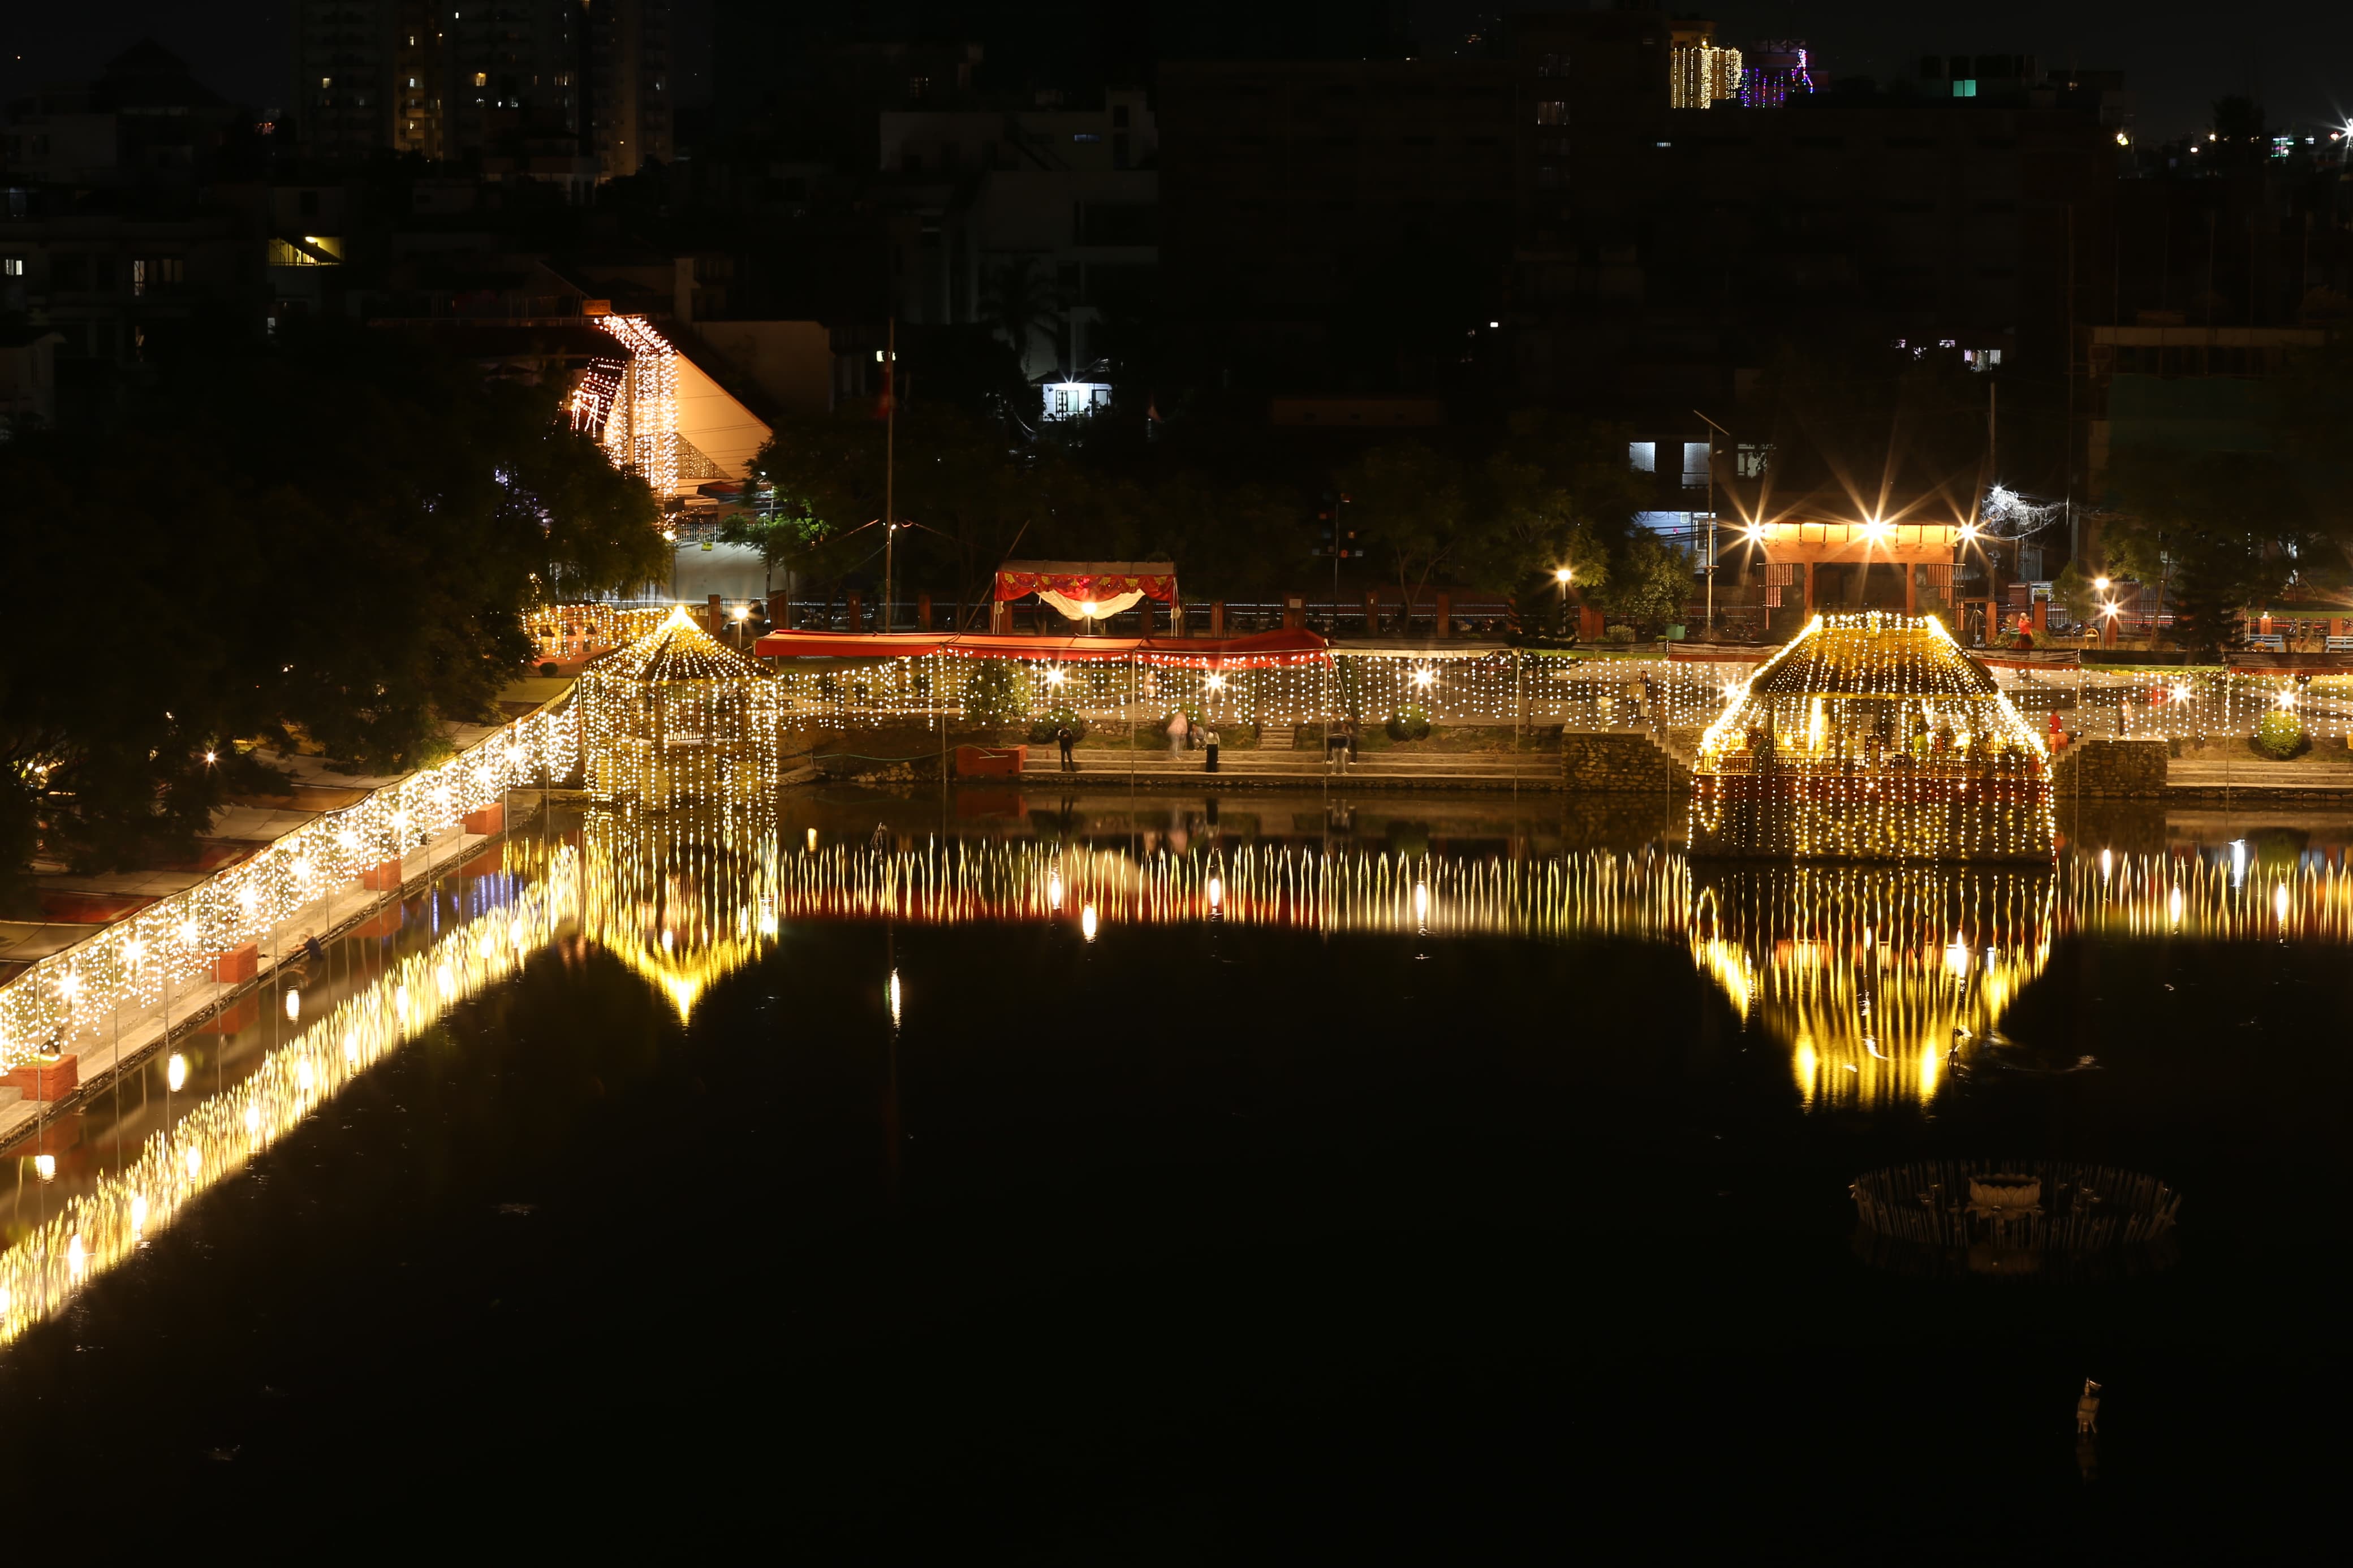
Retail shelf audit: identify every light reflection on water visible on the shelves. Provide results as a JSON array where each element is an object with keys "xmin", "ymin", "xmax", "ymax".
[{"xmin": 8, "ymin": 794, "xmax": 2352, "ymax": 1346}]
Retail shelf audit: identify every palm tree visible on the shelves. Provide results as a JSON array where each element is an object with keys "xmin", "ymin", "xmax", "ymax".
[{"xmin": 981, "ymin": 256, "xmax": 1065, "ymax": 382}]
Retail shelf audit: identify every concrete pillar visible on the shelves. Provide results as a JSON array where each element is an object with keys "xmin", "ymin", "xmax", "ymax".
[{"xmin": 1282, "ymin": 593, "xmax": 1307, "ymax": 631}]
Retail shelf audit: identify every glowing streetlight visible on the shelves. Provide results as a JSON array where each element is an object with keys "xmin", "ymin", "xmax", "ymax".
[
  {"xmin": 1554, "ymin": 567, "xmax": 1572, "ymax": 585},
  {"xmin": 2093, "ymin": 576, "xmax": 2110, "ymax": 593},
  {"xmin": 1081, "ymin": 902, "xmax": 1098, "ymax": 942}
]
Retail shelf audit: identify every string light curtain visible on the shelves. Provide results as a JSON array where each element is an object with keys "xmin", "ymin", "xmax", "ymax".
[
  {"xmin": 580, "ymin": 606, "xmax": 781, "ymax": 806},
  {"xmin": 527, "ymin": 602, "xmax": 671, "ymax": 665},
  {"xmin": 0, "ymin": 840, "xmax": 580, "ymax": 1349},
  {"xmin": 1689, "ymin": 614, "xmax": 2055, "ymax": 862},
  {"xmin": 0, "ymin": 699, "xmax": 578, "ymax": 1074},
  {"xmin": 587, "ymin": 314, "xmax": 679, "ymax": 497}
]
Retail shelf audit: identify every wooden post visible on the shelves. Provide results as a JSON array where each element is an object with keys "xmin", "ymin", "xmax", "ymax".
[
  {"xmin": 1363, "ymin": 589, "xmax": 1380, "ymax": 636},
  {"xmin": 847, "ymin": 589, "xmax": 864, "ymax": 631},
  {"xmin": 1802, "ymin": 564, "xmax": 1816, "ymax": 619},
  {"xmin": 917, "ymin": 592, "xmax": 933, "ymax": 630},
  {"xmin": 768, "ymin": 590, "xmax": 790, "ymax": 630},
  {"xmin": 706, "ymin": 592, "xmax": 723, "ymax": 635},
  {"xmin": 1435, "ymin": 591, "xmax": 1453, "ymax": 638},
  {"xmin": 1210, "ymin": 600, "xmax": 1226, "ymax": 635},
  {"xmin": 1904, "ymin": 565, "xmax": 1918, "ymax": 616}
]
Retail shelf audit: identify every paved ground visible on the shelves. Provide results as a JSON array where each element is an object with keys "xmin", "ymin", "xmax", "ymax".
[{"xmin": 1019, "ymin": 745, "xmax": 1559, "ymax": 789}]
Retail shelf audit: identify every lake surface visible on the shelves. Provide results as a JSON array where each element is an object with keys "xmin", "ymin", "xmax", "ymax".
[{"xmin": 1, "ymin": 785, "xmax": 2345, "ymax": 1551}]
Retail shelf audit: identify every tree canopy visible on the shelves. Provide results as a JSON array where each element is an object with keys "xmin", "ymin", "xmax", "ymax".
[{"xmin": 0, "ymin": 322, "xmax": 662, "ymax": 883}]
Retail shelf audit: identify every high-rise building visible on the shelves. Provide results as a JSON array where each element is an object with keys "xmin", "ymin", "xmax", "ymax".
[
  {"xmin": 587, "ymin": 0, "xmax": 672, "ymax": 178},
  {"xmin": 291, "ymin": 0, "xmax": 670, "ymax": 178}
]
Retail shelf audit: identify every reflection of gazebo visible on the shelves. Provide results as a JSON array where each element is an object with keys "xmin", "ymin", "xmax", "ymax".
[
  {"xmin": 992, "ymin": 560, "xmax": 1177, "ymax": 633},
  {"xmin": 580, "ymin": 604, "xmax": 780, "ymax": 806},
  {"xmin": 1690, "ymin": 612, "xmax": 2052, "ymax": 861},
  {"xmin": 581, "ymin": 797, "xmax": 780, "ymax": 1018},
  {"xmin": 1688, "ymin": 859, "xmax": 2053, "ymax": 1111}
]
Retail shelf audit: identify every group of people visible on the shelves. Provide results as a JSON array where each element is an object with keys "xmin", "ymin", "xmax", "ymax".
[
  {"xmin": 1165, "ymin": 711, "xmax": 1222, "ymax": 772},
  {"xmin": 1050, "ymin": 714, "xmax": 1223, "ymax": 772}
]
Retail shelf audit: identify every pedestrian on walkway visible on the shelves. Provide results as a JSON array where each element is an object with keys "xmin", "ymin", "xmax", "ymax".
[
  {"xmin": 1056, "ymin": 723, "xmax": 1076, "ymax": 772},
  {"xmin": 1203, "ymin": 726, "xmax": 1220, "ymax": 773},
  {"xmin": 1167, "ymin": 709, "xmax": 1191, "ymax": 756}
]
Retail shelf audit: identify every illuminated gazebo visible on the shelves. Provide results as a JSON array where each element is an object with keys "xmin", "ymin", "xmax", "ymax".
[
  {"xmin": 1688, "ymin": 612, "xmax": 2052, "ymax": 861},
  {"xmin": 580, "ymin": 604, "xmax": 781, "ymax": 806}
]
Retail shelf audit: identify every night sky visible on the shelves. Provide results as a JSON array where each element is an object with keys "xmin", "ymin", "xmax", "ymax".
[{"xmin": 2, "ymin": 1, "xmax": 2345, "ymax": 143}]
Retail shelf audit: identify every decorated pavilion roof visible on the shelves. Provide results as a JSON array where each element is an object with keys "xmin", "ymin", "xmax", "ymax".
[
  {"xmin": 1749, "ymin": 614, "xmax": 1999, "ymax": 700},
  {"xmin": 598, "ymin": 604, "xmax": 769, "ymax": 685}
]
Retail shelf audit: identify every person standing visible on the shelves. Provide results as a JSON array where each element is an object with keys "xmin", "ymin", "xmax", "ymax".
[
  {"xmin": 1056, "ymin": 722, "xmax": 1076, "ymax": 772},
  {"xmin": 1167, "ymin": 709, "xmax": 1191, "ymax": 756},
  {"xmin": 1203, "ymin": 726, "xmax": 1220, "ymax": 773}
]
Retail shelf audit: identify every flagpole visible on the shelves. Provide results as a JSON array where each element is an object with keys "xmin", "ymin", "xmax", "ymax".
[{"xmin": 883, "ymin": 317, "xmax": 895, "ymax": 633}]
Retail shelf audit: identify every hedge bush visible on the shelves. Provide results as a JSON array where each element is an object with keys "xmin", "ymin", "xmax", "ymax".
[
  {"xmin": 2255, "ymin": 708, "xmax": 2305, "ymax": 759},
  {"xmin": 1385, "ymin": 706, "xmax": 1432, "ymax": 741},
  {"xmin": 1027, "ymin": 706, "xmax": 1088, "ymax": 745}
]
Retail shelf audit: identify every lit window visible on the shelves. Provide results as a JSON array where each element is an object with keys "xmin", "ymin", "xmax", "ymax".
[
  {"xmin": 320, "ymin": 76, "xmax": 331, "ymax": 89},
  {"xmin": 474, "ymin": 71, "xmax": 488, "ymax": 87},
  {"xmin": 1, "ymin": 257, "xmax": 21, "ymax": 277}
]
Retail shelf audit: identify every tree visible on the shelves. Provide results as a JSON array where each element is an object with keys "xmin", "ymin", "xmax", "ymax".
[
  {"xmin": 1335, "ymin": 440, "xmax": 1468, "ymax": 610},
  {"xmin": 1455, "ymin": 412, "xmax": 1650, "ymax": 630},
  {"xmin": 0, "ymin": 319, "xmax": 663, "ymax": 879},
  {"xmin": 1595, "ymin": 537, "xmax": 1697, "ymax": 629},
  {"xmin": 2105, "ymin": 444, "xmax": 2317, "ymax": 655}
]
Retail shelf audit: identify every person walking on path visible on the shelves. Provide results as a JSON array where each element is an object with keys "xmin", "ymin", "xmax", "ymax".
[
  {"xmin": 1167, "ymin": 709, "xmax": 1191, "ymax": 756},
  {"xmin": 1203, "ymin": 727, "xmax": 1220, "ymax": 774},
  {"xmin": 1055, "ymin": 723, "xmax": 1076, "ymax": 772}
]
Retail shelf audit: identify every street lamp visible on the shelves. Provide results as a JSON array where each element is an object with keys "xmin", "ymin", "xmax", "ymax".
[{"xmin": 1554, "ymin": 565, "xmax": 1574, "ymax": 638}]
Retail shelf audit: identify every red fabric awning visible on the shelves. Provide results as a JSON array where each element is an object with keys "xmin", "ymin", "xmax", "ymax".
[
  {"xmin": 992, "ymin": 561, "xmax": 1177, "ymax": 603},
  {"xmin": 753, "ymin": 629, "xmax": 1329, "ymax": 667}
]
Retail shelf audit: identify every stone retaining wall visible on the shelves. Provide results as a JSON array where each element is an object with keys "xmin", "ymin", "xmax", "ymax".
[
  {"xmin": 2051, "ymin": 738, "xmax": 2169, "ymax": 798},
  {"xmin": 1561, "ymin": 729, "xmax": 1690, "ymax": 793}
]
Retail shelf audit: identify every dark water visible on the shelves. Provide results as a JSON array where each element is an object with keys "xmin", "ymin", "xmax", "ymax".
[{"xmin": 1, "ymin": 789, "xmax": 2346, "ymax": 1553}]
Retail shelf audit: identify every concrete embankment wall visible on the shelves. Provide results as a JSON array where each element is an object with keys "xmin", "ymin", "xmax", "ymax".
[
  {"xmin": 1561, "ymin": 730, "xmax": 1690, "ymax": 793},
  {"xmin": 2051, "ymin": 739, "xmax": 2169, "ymax": 798}
]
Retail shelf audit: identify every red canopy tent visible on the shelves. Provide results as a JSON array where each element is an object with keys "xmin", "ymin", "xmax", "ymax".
[{"xmin": 752, "ymin": 628, "xmax": 1328, "ymax": 668}]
